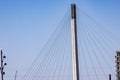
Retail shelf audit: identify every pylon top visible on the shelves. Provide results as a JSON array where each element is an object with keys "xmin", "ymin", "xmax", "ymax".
[{"xmin": 71, "ymin": 3, "xmax": 76, "ymax": 19}]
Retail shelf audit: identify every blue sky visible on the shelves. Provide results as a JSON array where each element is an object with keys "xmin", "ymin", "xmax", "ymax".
[{"xmin": 0, "ymin": 0, "xmax": 120, "ymax": 80}]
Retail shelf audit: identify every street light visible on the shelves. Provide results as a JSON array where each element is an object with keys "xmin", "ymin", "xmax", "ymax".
[{"xmin": 0, "ymin": 49, "xmax": 7, "ymax": 80}]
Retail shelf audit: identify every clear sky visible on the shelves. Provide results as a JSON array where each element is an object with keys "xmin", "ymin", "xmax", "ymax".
[{"xmin": 0, "ymin": 0, "xmax": 120, "ymax": 80}]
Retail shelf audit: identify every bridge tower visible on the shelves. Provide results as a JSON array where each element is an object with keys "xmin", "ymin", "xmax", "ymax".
[
  {"xmin": 115, "ymin": 50, "xmax": 120, "ymax": 80},
  {"xmin": 71, "ymin": 4, "xmax": 79, "ymax": 80}
]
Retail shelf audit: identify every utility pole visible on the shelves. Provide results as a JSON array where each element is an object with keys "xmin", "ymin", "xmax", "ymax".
[
  {"xmin": 109, "ymin": 74, "xmax": 111, "ymax": 80},
  {"xmin": 14, "ymin": 71, "xmax": 17, "ymax": 80},
  {"xmin": 71, "ymin": 4, "xmax": 79, "ymax": 80},
  {"xmin": 0, "ymin": 50, "xmax": 7, "ymax": 80}
]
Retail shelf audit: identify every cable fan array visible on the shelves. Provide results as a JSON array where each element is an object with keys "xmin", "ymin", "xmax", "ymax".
[
  {"xmin": 21, "ymin": 7, "xmax": 120, "ymax": 80},
  {"xmin": 22, "ymin": 10, "xmax": 72, "ymax": 80}
]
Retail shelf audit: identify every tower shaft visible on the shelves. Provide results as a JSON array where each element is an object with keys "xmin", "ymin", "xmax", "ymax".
[{"xmin": 71, "ymin": 4, "xmax": 79, "ymax": 80}]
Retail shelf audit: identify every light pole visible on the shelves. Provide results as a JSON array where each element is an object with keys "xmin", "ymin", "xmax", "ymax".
[{"xmin": 0, "ymin": 50, "xmax": 7, "ymax": 80}]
